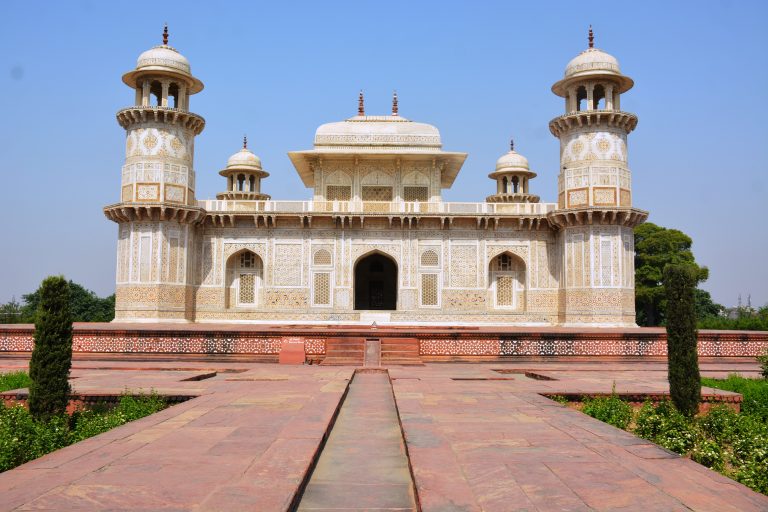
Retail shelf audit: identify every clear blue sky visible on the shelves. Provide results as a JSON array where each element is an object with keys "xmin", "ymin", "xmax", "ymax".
[{"xmin": 1, "ymin": 0, "xmax": 766, "ymax": 308}]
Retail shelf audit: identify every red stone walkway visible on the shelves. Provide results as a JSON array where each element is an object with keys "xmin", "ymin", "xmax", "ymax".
[{"xmin": 0, "ymin": 357, "xmax": 765, "ymax": 511}]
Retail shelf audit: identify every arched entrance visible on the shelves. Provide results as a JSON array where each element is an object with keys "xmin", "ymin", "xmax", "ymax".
[{"xmin": 354, "ymin": 253, "xmax": 397, "ymax": 310}]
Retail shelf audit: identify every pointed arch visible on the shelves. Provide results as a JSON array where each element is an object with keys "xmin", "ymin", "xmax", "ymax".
[
  {"xmin": 354, "ymin": 250, "xmax": 398, "ymax": 310},
  {"xmin": 489, "ymin": 252, "xmax": 526, "ymax": 310},
  {"xmin": 225, "ymin": 249, "xmax": 263, "ymax": 308}
]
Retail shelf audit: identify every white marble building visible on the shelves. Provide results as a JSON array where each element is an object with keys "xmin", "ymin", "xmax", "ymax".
[{"xmin": 104, "ymin": 27, "xmax": 647, "ymax": 326}]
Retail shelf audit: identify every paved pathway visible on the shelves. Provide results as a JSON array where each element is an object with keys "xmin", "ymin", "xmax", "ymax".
[
  {"xmin": 298, "ymin": 371, "xmax": 417, "ymax": 511},
  {"xmin": 0, "ymin": 357, "xmax": 765, "ymax": 511}
]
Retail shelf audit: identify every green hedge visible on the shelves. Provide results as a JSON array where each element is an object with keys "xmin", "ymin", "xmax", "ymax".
[
  {"xmin": 0, "ymin": 393, "xmax": 166, "ymax": 473},
  {"xmin": 577, "ymin": 376, "xmax": 768, "ymax": 495}
]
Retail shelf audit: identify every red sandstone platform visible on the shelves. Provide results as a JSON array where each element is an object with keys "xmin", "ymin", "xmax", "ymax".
[
  {"xmin": 1, "ymin": 323, "xmax": 766, "ymax": 360},
  {"xmin": 0, "ymin": 356, "xmax": 766, "ymax": 511}
]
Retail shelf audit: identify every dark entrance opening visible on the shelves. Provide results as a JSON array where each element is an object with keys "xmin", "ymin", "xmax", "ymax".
[{"xmin": 354, "ymin": 253, "xmax": 397, "ymax": 310}]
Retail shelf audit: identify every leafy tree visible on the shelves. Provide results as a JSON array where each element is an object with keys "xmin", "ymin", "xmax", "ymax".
[
  {"xmin": 28, "ymin": 276, "xmax": 73, "ymax": 421},
  {"xmin": 21, "ymin": 281, "xmax": 114, "ymax": 323},
  {"xmin": 634, "ymin": 223, "xmax": 710, "ymax": 326},
  {"xmin": 694, "ymin": 289, "xmax": 725, "ymax": 320},
  {"xmin": 664, "ymin": 264, "xmax": 700, "ymax": 417},
  {"xmin": 0, "ymin": 298, "xmax": 23, "ymax": 324}
]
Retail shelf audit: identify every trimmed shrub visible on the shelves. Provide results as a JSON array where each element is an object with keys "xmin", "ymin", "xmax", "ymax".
[
  {"xmin": 28, "ymin": 276, "xmax": 73, "ymax": 421},
  {"xmin": 664, "ymin": 264, "xmax": 701, "ymax": 417},
  {"xmin": 702, "ymin": 375, "xmax": 768, "ymax": 421}
]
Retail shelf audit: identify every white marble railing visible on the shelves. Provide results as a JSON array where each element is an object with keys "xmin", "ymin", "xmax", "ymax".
[{"xmin": 197, "ymin": 200, "xmax": 557, "ymax": 215}]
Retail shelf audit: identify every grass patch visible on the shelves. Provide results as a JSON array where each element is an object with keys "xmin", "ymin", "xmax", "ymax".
[
  {"xmin": 575, "ymin": 376, "xmax": 768, "ymax": 496},
  {"xmin": 0, "ymin": 391, "xmax": 166, "ymax": 473},
  {"xmin": 0, "ymin": 371, "xmax": 32, "ymax": 392},
  {"xmin": 702, "ymin": 374, "xmax": 768, "ymax": 421}
]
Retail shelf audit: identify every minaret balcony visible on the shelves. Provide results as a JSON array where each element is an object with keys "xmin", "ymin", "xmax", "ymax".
[
  {"xmin": 116, "ymin": 106, "xmax": 205, "ymax": 135},
  {"xmin": 548, "ymin": 110, "xmax": 637, "ymax": 137},
  {"xmin": 485, "ymin": 193, "xmax": 540, "ymax": 204}
]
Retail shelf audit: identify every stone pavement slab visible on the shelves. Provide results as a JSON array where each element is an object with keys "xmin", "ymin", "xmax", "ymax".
[{"xmin": 0, "ymin": 357, "xmax": 766, "ymax": 511}]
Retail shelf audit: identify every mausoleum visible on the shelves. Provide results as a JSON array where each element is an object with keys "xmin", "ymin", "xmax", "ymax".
[{"xmin": 105, "ymin": 27, "xmax": 647, "ymax": 326}]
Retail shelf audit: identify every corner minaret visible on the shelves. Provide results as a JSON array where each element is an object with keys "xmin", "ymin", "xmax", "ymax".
[
  {"xmin": 547, "ymin": 28, "xmax": 647, "ymax": 326},
  {"xmin": 104, "ymin": 26, "xmax": 206, "ymax": 322}
]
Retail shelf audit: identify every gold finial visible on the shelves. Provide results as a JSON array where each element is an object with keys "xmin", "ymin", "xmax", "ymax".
[
  {"xmin": 510, "ymin": 139, "xmax": 514, "ymax": 151},
  {"xmin": 588, "ymin": 25, "xmax": 594, "ymax": 49},
  {"xmin": 243, "ymin": 135, "xmax": 248, "ymax": 149},
  {"xmin": 163, "ymin": 24, "xmax": 169, "ymax": 45},
  {"xmin": 392, "ymin": 90, "xmax": 399, "ymax": 116},
  {"xmin": 358, "ymin": 90, "xmax": 365, "ymax": 116}
]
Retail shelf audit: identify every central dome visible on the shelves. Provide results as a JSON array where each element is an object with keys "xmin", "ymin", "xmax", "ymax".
[{"xmin": 313, "ymin": 116, "xmax": 442, "ymax": 152}]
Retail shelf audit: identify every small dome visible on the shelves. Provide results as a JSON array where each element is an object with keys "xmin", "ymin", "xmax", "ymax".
[
  {"xmin": 122, "ymin": 36, "xmax": 204, "ymax": 94},
  {"xmin": 226, "ymin": 148, "xmax": 262, "ymax": 170},
  {"xmin": 136, "ymin": 45, "xmax": 192, "ymax": 76},
  {"xmin": 552, "ymin": 45, "xmax": 633, "ymax": 97},
  {"xmin": 564, "ymin": 48, "xmax": 621, "ymax": 79},
  {"xmin": 314, "ymin": 116, "xmax": 442, "ymax": 151},
  {"xmin": 495, "ymin": 150, "xmax": 529, "ymax": 172}
]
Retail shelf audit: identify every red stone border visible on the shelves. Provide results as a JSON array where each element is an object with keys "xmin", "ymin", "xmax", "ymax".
[{"xmin": 0, "ymin": 323, "xmax": 766, "ymax": 358}]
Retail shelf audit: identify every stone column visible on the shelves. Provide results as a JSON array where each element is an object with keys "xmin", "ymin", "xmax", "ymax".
[
  {"xmin": 142, "ymin": 80, "xmax": 150, "ymax": 106},
  {"xmin": 179, "ymin": 84, "xmax": 187, "ymax": 110},
  {"xmin": 586, "ymin": 83, "xmax": 595, "ymax": 111},
  {"xmin": 568, "ymin": 89, "xmax": 577, "ymax": 113},
  {"xmin": 161, "ymin": 80, "xmax": 170, "ymax": 108},
  {"xmin": 614, "ymin": 91, "xmax": 621, "ymax": 110},
  {"xmin": 605, "ymin": 84, "xmax": 614, "ymax": 110}
]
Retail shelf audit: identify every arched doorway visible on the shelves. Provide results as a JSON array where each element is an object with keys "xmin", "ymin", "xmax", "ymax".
[
  {"xmin": 225, "ymin": 250, "xmax": 263, "ymax": 308},
  {"xmin": 354, "ymin": 252, "xmax": 397, "ymax": 310},
  {"xmin": 489, "ymin": 252, "xmax": 526, "ymax": 310}
]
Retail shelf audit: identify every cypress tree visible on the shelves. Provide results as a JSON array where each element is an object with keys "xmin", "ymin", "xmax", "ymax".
[
  {"xmin": 28, "ymin": 276, "xmax": 73, "ymax": 421},
  {"xmin": 663, "ymin": 264, "xmax": 700, "ymax": 416}
]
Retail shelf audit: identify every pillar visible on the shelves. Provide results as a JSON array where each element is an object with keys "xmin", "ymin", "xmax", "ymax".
[
  {"xmin": 568, "ymin": 89, "xmax": 577, "ymax": 113},
  {"xmin": 142, "ymin": 80, "xmax": 150, "ymax": 106},
  {"xmin": 161, "ymin": 80, "xmax": 170, "ymax": 108},
  {"xmin": 605, "ymin": 84, "xmax": 614, "ymax": 110},
  {"xmin": 586, "ymin": 84, "xmax": 595, "ymax": 111}
]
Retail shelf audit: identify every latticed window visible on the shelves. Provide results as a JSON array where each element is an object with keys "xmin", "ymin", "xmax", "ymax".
[
  {"xmin": 496, "ymin": 275, "xmax": 514, "ymax": 306},
  {"xmin": 421, "ymin": 273, "xmax": 439, "ymax": 306},
  {"xmin": 494, "ymin": 253, "xmax": 514, "ymax": 271},
  {"xmin": 239, "ymin": 273, "xmax": 255, "ymax": 304},
  {"xmin": 420, "ymin": 250, "xmax": 439, "ymax": 267},
  {"xmin": 313, "ymin": 249, "xmax": 332, "ymax": 266},
  {"xmin": 362, "ymin": 186, "xmax": 393, "ymax": 201},
  {"xmin": 240, "ymin": 252, "xmax": 256, "ymax": 269},
  {"xmin": 403, "ymin": 186, "xmax": 428, "ymax": 202},
  {"xmin": 313, "ymin": 272, "xmax": 331, "ymax": 306},
  {"xmin": 326, "ymin": 185, "xmax": 351, "ymax": 201}
]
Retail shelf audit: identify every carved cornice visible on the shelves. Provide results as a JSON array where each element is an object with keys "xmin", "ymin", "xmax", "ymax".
[
  {"xmin": 116, "ymin": 106, "xmax": 205, "ymax": 135},
  {"xmin": 546, "ymin": 206, "xmax": 647, "ymax": 229},
  {"xmin": 103, "ymin": 202, "xmax": 206, "ymax": 224},
  {"xmin": 485, "ymin": 193, "xmax": 540, "ymax": 204},
  {"xmin": 548, "ymin": 110, "xmax": 637, "ymax": 137}
]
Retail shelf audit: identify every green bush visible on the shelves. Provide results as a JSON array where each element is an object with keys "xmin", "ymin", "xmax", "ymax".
[
  {"xmin": 634, "ymin": 400, "xmax": 697, "ymax": 454},
  {"xmin": 0, "ymin": 371, "xmax": 31, "ymax": 393},
  {"xmin": 28, "ymin": 276, "xmax": 73, "ymax": 421},
  {"xmin": 582, "ymin": 394, "xmax": 633, "ymax": 430},
  {"xmin": 757, "ymin": 352, "xmax": 768, "ymax": 379},
  {"xmin": 664, "ymin": 264, "xmax": 701, "ymax": 417},
  {"xmin": 691, "ymin": 438, "xmax": 723, "ymax": 470},
  {"xmin": 0, "ymin": 393, "xmax": 166, "ymax": 473}
]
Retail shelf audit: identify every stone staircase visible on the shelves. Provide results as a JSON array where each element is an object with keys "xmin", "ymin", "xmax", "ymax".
[
  {"xmin": 321, "ymin": 337, "xmax": 422, "ymax": 366},
  {"xmin": 382, "ymin": 338, "xmax": 423, "ymax": 366},
  {"xmin": 320, "ymin": 337, "xmax": 365, "ymax": 366}
]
